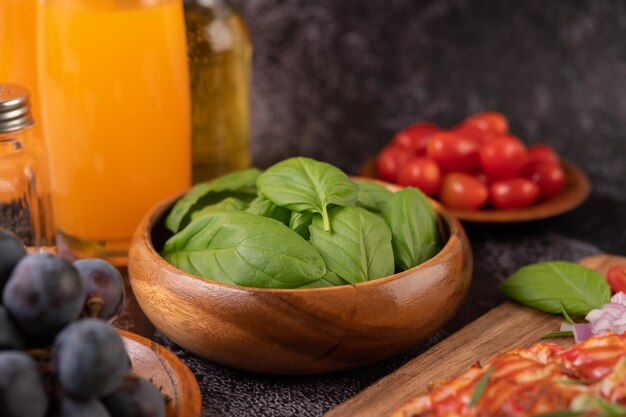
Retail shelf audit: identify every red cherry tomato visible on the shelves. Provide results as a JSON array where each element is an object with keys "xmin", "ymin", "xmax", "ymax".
[
  {"xmin": 479, "ymin": 135, "xmax": 528, "ymax": 179},
  {"xmin": 489, "ymin": 178, "xmax": 539, "ymax": 209},
  {"xmin": 522, "ymin": 162, "xmax": 565, "ymax": 200},
  {"xmin": 607, "ymin": 265, "xmax": 626, "ymax": 293},
  {"xmin": 451, "ymin": 125, "xmax": 489, "ymax": 144},
  {"xmin": 426, "ymin": 132, "xmax": 481, "ymax": 173},
  {"xmin": 396, "ymin": 157, "xmax": 442, "ymax": 196},
  {"xmin": 376, "ymin": 145, "xmax": 414, "ymax": 182},
  {"xmin": 527, "ymin": 144, "xmax": 560, "ymax": 165},
  {"xmin": 439, "ymin": 173, "xmax": 488, "ymax": 210},
  {"xmin": 392, "ymin": 123, "xmax": 439, "ymax": 154},
  {"xmin": 475, "ymin": 173, "xmax": 489, "ymax": 185},
  {"xmin": 479, "ymin": 132, "xmax": 510, "ymax": 145},
  {"xmin": 460, "ymin": 111, "xmax": 509, "ymax": 134}
]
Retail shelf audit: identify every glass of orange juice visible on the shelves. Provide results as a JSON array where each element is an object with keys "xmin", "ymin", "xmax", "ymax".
[
  {"xmin": 0, "ymin": 0, "xmax": 41, "ymax": 137},
  {"xmin": 38, "ymin": 0, "xmax": 191, "ymax": 264}
]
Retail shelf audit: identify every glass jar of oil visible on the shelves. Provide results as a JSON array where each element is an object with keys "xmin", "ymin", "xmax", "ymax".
[{"xmin": 184, "ymin": 0, "xmax": 252, "ymax": 183}]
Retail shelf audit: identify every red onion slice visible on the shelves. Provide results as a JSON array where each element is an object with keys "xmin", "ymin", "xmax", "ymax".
[
  {"xmin": 612, "ymin": 292, "xmax": 626, "ymax": 305},
  {"xmin": 572, "ymin": 323, "xmax": 593, "ymax": 343},
  {"xmin": 560, "ymin": 292, "xmax": 626, "ymax": 342},
  {"xmin": 591, "ymin": 314, "xmax": 614, "ymax": 334}
]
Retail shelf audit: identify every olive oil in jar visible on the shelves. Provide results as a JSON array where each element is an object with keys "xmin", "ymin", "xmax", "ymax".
[{"xmin": 184, "ymin": 0, "xmax": 252, "ymax": 183}]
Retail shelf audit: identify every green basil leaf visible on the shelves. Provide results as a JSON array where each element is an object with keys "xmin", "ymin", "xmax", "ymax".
[
  {"xmin": 165, "ymin": 168, "xmax": 261, "ymax": 232},
  {"xmin": 499, "ymin": 261, "xmax": 611, "ymax": 317},
  {"xmin": 310, "ymin": 206, "xmax": 394, "ymax": 283},
  {"xmin": 531, "ymin": 412, "xmax": 584, "ymax": 417},
  {"xmin": 469, "ymin": 366, "xmax": 494, "ymax": 407},
  {"xmin": 595, "ymin": 396, "xmax": 626, "ymax": 417},
  {"xmin": 289, "ymin": 211, "xmax": 314, "ymax": 240},
  {"xmin": 355, "ymin": 185, "xmax": 378, "ymax": 212},
  {"xmin": 541, "ymin": 331, "xmax": 574, "ymax": 340},
  {"xmin": 200, "ymin": 167, "xmax": 261, "ymax": 193},
  {"xmin": 190, "ymin": 197, "xmax": 247, "ymax": 221},
  {"xmin": 245, "ymin": 196, "xmax": 291, "ymax": 225},
  {"xmin": 557, "ymin": 377, "xmax": 596, "ymax": 385},
  {"xmin": 383, "ymin": 187, "xmax": 442, "ymax": 271},
  {"xmin": 297, "ymin": 280, "xmax": 330, "ymax": 289},
  {"xmin": 257, "ymin": 157, "xmax": 358, "ymax": 232},
  {"xmin": 560, "ymin": 303, "xmax": 576, "ymax": 325},
  {"xmin": 297, "ymin": 271, "xmax": 350, "ymax": 288},
  {"xmin": 356, "ymin": 180, "xmax": 393, "ymax": 213},
  {"xmin": 162, "ymin": 211, "xmax": 326, "ymax": 288}
]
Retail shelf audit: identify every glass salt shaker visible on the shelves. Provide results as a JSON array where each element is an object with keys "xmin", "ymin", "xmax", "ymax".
[{"xmin": 0, "ymin": 83, "xmax": 54, "ymax": 249}]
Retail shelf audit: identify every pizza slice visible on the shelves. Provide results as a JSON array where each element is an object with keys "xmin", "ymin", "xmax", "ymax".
[{"xmin": 391, "ymin": 332, "xmax": 626, "ymax": 417}]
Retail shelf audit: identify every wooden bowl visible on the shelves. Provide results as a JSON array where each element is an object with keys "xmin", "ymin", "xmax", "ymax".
[
  {"xmin": 128, "ymin": 182, "xmax": 472, "ymax": 375},
  {"xmin": 120, "ymin": 330, "xmax": 202, "ymax": 417},
  {"xmin": 361, "ymin": 158, "xmax": 591, "ymax": 223}
]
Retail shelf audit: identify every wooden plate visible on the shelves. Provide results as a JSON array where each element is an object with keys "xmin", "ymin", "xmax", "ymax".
[
  {"xmin": 119, "ymin": 330, "xmax": 202, "ymax": 417},
  {"xmin": 360, "ymin": 158, "xmax": 591, "ymax": 222},
  {"xmin": 324, "ymin": 255, "xmax": 623, "ymax": 417}
]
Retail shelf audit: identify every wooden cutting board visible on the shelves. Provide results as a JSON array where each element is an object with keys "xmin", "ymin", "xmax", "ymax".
[{"xmin": 324, "ymin": 254, "xmax": 625, "ymax": 417}]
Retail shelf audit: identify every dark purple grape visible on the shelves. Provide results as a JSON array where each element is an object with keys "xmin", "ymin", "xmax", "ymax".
[
  {"xmin": 53, "ymin": 319, "xmax": 130, "ymax": 399},
  {"xmin": 0, "ymin": 230, "xmax": 26, "ymax": 296},
  {"xmin": 0, "ymin": 351, "xmax": 48, "ymax": 417},
  {"xmin": 0, "ymin": 306, "xmax": 23, "ymax": 350},
  {"xmin": 2, "ymin": 254, "xmax": 84, "ymax": 337},
  {"xmin": 73, "ymin": 259, "xmax": 124, "ymax": 321},
  {"xmin": 55, "ymin": 396, "xmax": 110, "ymax": 417},
  {"xmin": 102, "ymin": 376, "xmax": 166, "ymax": 417}
]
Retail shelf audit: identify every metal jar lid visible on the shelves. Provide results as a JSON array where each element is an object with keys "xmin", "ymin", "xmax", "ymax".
[{"xmin": 0, "ymin": 83, "xmax": 34, "ymax": 133}]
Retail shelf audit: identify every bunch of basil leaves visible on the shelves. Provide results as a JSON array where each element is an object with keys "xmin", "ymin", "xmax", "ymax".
[{"xmin": 162, "ymin": 157, "xmax": 442, "ymax": 289}]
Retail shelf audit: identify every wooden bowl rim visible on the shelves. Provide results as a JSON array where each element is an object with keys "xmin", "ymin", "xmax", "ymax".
[
  {"xmin": 132, "ymin": 177, "xmax": 467, "ymax": 293},
  {"xmin": 118, "ymin": 329, "xmax": 202, "ymax": 417},
  {"xmin": 360, "ymin": 158, "xmax": 591, "ymax": 223}
]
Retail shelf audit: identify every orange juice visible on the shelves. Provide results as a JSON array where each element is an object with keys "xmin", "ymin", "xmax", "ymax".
[
  {"xmin": 38, "ymin": 0, "xmax": 191, "ymax": 261},
  {"xmin": 0, "ymin": 0, "xmax": 43, "ymax": 140}
]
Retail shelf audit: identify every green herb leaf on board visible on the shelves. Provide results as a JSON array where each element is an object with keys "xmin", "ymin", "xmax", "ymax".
[{"xmin": 499, "ymin": 261, "xmax": 611, "ymax": 317}]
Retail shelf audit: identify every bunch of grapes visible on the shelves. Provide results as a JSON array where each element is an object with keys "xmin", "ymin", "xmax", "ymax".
[{"xmin": 0, "ymin": 230, "xmax": 166, "ymax": 417}]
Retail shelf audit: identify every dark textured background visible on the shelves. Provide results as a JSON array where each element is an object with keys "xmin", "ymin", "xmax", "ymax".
[{"xmin": 154, "ymin": 1, "xmax": 625, "ymax": 415}]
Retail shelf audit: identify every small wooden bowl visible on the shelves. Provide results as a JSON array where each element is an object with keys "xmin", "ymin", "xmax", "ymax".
[
  {"xmin": 128, "ymin": 182, "xmax": 472, "ymax": 374},
  {"xmin": 361, "ymin": 158, "xmax": 591, "ymax": 223},
  {"xmin": 120, "ymin": 330, "xmax": 202, "ymax": 417}
]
